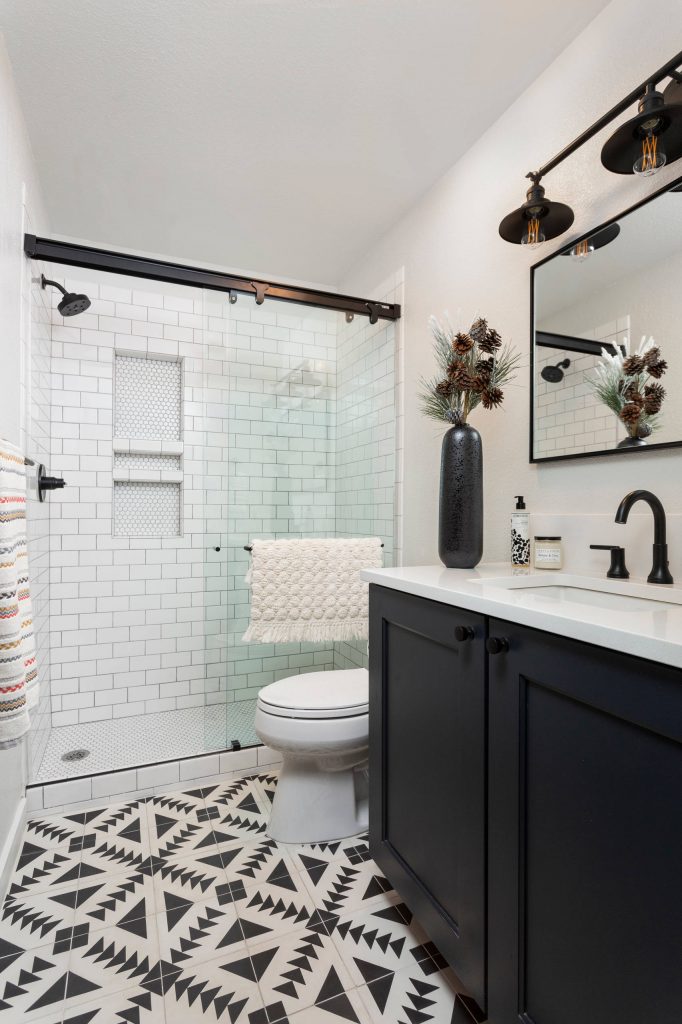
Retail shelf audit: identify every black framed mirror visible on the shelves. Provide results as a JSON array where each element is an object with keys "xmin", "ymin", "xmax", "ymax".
[{"xmin": 530, "ymin": 172, "xmax": 682, "ymax": 462}]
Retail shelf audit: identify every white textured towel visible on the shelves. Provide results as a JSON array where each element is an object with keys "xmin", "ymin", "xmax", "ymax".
[
  {"xmin": 0, "ymin": 440, "xmax": 37, "ymax": 747},
  {"xmin": 243, "ymin": 537, "xmax": 383, "ymax": 644}
]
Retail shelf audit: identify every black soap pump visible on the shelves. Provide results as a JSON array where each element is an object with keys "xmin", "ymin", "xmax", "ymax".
[{"xmin": 511, "ymin": 495, "xmax": 530, "ymax": 566}]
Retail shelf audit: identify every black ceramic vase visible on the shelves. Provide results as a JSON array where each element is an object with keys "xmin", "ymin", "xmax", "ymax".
[{"xmin": 438, "ymin": 423, "xmax": 483, "ymax": 569}]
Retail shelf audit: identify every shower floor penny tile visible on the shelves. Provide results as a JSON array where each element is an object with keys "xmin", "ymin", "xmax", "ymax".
[
  {"xmin": 1, "ymin": 771, "xmax": 465, "ymax": 1022},
  {"xmin": 35, "ymin": 701, "xmax": 259, "ymax": 782}
]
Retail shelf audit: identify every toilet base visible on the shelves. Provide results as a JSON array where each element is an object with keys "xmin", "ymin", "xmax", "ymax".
[{"xmin": 267, "ymin": 757, "xmax": 369, "ymax": 844}]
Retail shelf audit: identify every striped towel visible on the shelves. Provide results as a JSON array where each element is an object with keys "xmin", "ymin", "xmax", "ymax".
[
  {"xmin": 0, "ymin": 441, "xmax": 37, "ymax": 746},
  {"xmin": 243, "ymin": 537, "xmax": 383, "ymax": 644}
]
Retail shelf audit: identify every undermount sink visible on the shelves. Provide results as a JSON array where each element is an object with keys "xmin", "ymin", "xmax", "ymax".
[{"xmin": 470, "ymin": 574, "xmax": 682, "ymax": 612}]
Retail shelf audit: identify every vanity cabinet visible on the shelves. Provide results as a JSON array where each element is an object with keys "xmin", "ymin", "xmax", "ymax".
[
  {"xmin": 369, "ymin": 585, "xmax": 682, "ymax": 1024},
  {"xmin": 368, "ymin": 586, "xmax": 488, "ymax": 1009},
  {"xmin": 487, "ymin": 616, "xmax": 682, "ymax": 1024}
]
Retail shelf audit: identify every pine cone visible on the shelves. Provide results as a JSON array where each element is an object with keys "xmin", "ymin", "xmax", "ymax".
[
  {"xmin": 481, "ymin": 386, "xmax": 504, "ymax": 409},
  {"xmin": 623, "ymin": 355, "xmax": 645, "ymax": 375},
  {"xmin": 452, "ymin": 332, "xmax": 474, "ymax": 355},
  {"xmin": 637, "ymin": 422, "xmax": 652, "ymax": 439},
  {"xmin": 469, "ymin": 317, "xmax": 488, "ymax": 344},
  {"xmin": 475, "ymin": 357, "xmax": 494, "ymax": 379},
  {"xmin": 643, "ymin": 346, "xmax": 661, "ymax": 368},
  {"xmin": 619, "ymin": 402, "xmax": 642, "ymax": 426},
  {"xmin": 435, "ymin": 378, "xmax": 453, "ymax": 398},
  {"xmin": 644, "ymin": 382, "xmax": 665, "ymax": 414},
  {"xmin": 647, "ymin": 359, "xmax": 667, "ymax": 379},
  {"xmin": 449, "ymin": 363, "xmax": 476, "ymax": 390},
  {"xmin": 623, "ymin": 382, "xmax": 644, "ymax": 407},
  {"xmin": 478, "ymin": 328, "xmax": 502, "ymax": 355}
]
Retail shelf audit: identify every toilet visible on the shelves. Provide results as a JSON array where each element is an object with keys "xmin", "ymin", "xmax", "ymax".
[{"xmin": 255, "ymin": 668, "xmax": 369, "ymax": 844}]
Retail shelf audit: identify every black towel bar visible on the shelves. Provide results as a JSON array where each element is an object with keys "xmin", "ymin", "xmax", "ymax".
[{"xmin": 244, "ymin": 541, "xmax": 384, "ymax": 552}]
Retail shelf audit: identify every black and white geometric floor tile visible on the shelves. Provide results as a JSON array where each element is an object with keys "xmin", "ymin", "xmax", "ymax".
[{"xmin": 1, "ymin": 772, "xmax": 462, "ymax": 1023}]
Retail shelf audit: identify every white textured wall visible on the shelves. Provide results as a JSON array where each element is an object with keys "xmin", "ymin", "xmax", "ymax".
[
  {"xmin": 0, "ymin": 33, "xmax": 48, "ymax": 870},
  {"xmin": 340, "ymin": 0, "xmax": 682, "ymax": 567}
]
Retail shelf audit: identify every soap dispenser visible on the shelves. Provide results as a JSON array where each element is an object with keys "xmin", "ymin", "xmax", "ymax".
[{"xmin": 511, "ymin": 495, "xmax": 530, "ymax": 566}]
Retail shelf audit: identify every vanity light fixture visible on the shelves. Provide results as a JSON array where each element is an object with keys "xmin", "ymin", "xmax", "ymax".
[
  {"xmin": 601, "ymin": 83, "xmax": 682, "ymax": 176},
  {"xmin": 498, "ymin": 173, "xmax": 574, "ymax": 248},
  {"xmin": 564, "ymin": 222, "xmax": 621, "ymax": 262},
  {"xmin": 499, "ymin": 51, "xmax": 682, "ymax": 247}
]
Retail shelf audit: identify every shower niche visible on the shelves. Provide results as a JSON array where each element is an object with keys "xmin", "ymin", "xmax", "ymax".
[{"xmin": 112, "ymin": 352, "xmax": 183, "ymax": 537}]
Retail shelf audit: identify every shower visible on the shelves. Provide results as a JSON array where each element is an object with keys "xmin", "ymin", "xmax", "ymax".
[
  {"xmin": 41, "ymin": 274, "xmax": 91, "ymax": 316},
  {"xmin": 541, "ymin": 358, "xmax": 570, "ymax": 383}
]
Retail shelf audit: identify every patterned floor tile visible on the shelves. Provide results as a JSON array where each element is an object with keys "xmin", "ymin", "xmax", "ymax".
[
  {"xmin": 284, "ymin": 831, "xmax": 371, "ymax": 877},
  {"xmin": 2, "ymin": 772, "xmax": 472, "ymax": 1024},
  {"xmin": 355, "ymin": 961, "xmax": 463, "ymax": 1024},
  {"xmin": 248, "ymin": 926, "xmax": 353, "ymax": 1018},
  {"xmin": 327, "ymin": 899, "xmax": 434, "ymax": 987},
  {"xmin": 288, "ymin": 985, "xmax": 367, "ymax": 1023},
  {"xmin": 58, "ymin": 984, "xmax": 167, "ymax": 1024},
  {"xmin": 141, "ymin": 848, "xmax": 231, "ymax": 908},
  {"xmin": 6, "ymin": 849, "xmax": 86, "ymax": 900},
  {"xmin": 236, "ymin": 871, "xmax": 334, "ymax": 947},
  {"xmin": 0, "ymin": 884, "xmax": 78, "ymax": 952},
  {"xmin": 64, "ymin": 915, "xmax": 162, "ymax": 1004},
  {"xmin": 0, "ymin": 940, "xmax": 72, "ymax": 1020},
  {"xmin": 298, "ymin": 855, "xmax": 396, "ymax": 918},
  {"xmin": 161, "ymin": 951, "xmax": 268, "ymax": 1024},
  {"xmin": 22, "ymin": 815, "xmax": 86, "ymax": 855},
  {"xmin": 71, "ymin": 870, "xmax": 157, "ymax": 935},
  {"xmin": 156, "ymin": 891, "xmax": 246, "ymax": 968}
]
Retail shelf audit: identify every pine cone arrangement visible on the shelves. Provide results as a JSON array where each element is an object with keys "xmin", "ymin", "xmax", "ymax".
[
  {"xmin": 420, "ymin": 314, "xmax": 520, "ymax": 426},
  {"xmin": 588, "ymin": 335, "xmax": 667, "ymax": 443}
]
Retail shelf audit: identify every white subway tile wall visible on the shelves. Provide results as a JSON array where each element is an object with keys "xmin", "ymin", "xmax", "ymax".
[
  {"xmin": 30, "ymin": 270, "xmax": 398, "ymax": 783},
  {"xmin": 534, "ymin": 318, "xmax": 629, "ymax": 457}
]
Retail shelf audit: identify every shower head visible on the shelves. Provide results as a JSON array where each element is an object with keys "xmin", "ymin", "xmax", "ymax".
[
  {"xmin": 541, "ymin": 358, "xmax": 570, "ymax": 384},
  {"xmin": 41, "ymin": 275, "xmax": 91, "ymax": 317}
]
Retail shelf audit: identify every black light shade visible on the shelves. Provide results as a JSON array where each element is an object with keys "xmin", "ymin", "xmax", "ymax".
[
  {"xmin": 601, "ymin": 84, "xmax": 682, "ymax": 175},
  {"xmin": 498, "ymin": 176, "xmax": 574, "ymax": 246},
  {"xmin": 562, "ymin": 222, "xmax": 621, "ymax": 257}
]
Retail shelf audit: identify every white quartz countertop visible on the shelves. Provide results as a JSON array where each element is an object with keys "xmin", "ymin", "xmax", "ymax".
[{"xmin": 361, "ymin": 563, "xmax": 682, "ymax": 670}]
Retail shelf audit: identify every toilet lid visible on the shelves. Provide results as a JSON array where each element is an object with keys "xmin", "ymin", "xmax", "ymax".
[{"xmin": 257, "ymin": 668, "xmax": 368, "ymax": 719}]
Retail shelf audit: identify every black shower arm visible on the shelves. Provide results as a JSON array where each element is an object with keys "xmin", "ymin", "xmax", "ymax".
[{"xmin": 41, "ymin": 276, "xmax": 68, "ymax": 297}]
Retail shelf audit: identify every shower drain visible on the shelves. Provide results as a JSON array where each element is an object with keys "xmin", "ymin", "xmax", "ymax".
[{"xmin": 61, "ymin": 748, "xmax": 90, "ymax": 763}]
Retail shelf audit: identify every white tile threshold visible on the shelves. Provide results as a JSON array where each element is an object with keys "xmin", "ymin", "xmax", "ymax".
[{"xmin": 33, "ymin": 700, "xmax": 259, "ymax": 783}]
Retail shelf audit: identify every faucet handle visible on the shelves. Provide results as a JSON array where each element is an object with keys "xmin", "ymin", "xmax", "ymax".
[{"xmin": 590, "ymin": 544, "xmax": 630, "ymax": 580}]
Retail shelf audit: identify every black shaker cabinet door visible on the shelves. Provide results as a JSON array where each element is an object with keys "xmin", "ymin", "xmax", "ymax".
[
  {"xmin": 487, "ymin": 617, "xmax": 682, "ymax": 1024},
  {"xmin": 369, "ymin": 585, "xmax": 487, "ymax": 1009}
]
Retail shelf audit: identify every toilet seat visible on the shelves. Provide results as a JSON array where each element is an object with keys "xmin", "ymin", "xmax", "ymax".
[{"xmin": 257, "ymin": 668, "xmax": 368, "ymax": 719}]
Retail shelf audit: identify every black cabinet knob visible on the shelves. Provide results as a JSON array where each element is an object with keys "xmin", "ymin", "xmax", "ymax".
[
  {"xmin": 486, "ymin": 636, "xmax": 510, "ymax": 655},
  {"xmin": 454, "ymin": 625, "xmax": 475, "ymax": 642}
]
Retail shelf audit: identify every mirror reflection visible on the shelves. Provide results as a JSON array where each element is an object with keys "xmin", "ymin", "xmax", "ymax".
[{"xmin": 532, "ymin": 180, "xmax": 682, "ymax": 460}]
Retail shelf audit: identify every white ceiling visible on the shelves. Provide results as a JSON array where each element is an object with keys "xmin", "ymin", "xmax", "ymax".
[{"xmin": 1, "ymin": 0, "xmax": 610, "ymax": 286}]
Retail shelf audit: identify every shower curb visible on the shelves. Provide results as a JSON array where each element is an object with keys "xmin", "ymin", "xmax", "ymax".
[{"xmin": 25, "ymin": 743, "xmax": 282, "ymax": 815}]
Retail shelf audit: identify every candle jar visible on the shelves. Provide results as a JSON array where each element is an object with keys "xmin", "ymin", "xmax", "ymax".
[{"xmin": 534, "ymin": 536, "xmax": 563, "ymax": 570}]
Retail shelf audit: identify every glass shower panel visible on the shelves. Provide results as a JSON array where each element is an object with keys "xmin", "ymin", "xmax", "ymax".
[{"xmin": 204, "ymin": 293, "xmax": 396, "ymax": 754}]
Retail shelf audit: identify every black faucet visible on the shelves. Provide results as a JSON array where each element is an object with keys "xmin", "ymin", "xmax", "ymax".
[{"xmin": 614, "ymin": 490, "xmax": 673, "ymax": 585}]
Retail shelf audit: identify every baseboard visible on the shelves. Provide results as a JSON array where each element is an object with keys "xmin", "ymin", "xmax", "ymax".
[{"xmin": 0, "ymin": 795, "xmax": 26, "ymax": 903}]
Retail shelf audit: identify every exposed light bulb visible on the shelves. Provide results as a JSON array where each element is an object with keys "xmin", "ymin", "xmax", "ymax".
[
  {"xmin": 570, "ymin": 239, "xmax": 595, "ymax": 262},
  {"xmin": 633, "ymin": 130, "xmax": 667, "ymax": 176},
  {"xmin": 520, "ymin": 216, "xmax": 545, "ymax": 249}
]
